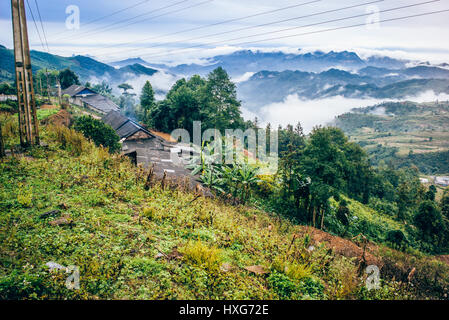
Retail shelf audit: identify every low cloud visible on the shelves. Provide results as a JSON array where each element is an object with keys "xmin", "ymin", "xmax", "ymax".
[
  {"xmin": 254, "ymin": 91, "xmax": 449, "ymax": 134},
  {"xmin": 232, "ymin": 72, "xmax": 255, "ymax": 83},
  {"xmin": 124, "ymin": 70, "xmax": 180, "ymax": 100}
]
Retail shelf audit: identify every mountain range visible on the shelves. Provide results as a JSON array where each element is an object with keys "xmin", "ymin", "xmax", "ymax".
[
  {"xmin": 2, "ymin": 44, "xmax": 449, "ymax": 111},
  {"xmin": 0, "ymin": 44, "xmax": 157, "ymax": 84}
]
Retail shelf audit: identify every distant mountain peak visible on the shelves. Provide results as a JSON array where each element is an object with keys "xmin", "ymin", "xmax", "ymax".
[{"xmin": 109, "ymin": 57, "xmax": 150, "ymax": 68}]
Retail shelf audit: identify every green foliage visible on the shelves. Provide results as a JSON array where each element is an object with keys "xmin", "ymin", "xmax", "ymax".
[
  {"xmin": 92, "ymin": 81, "xmax": 113, "ymax": 97},
  {"xmin": 58, "ymin": 68, "xmax": 80, "ymax": 90},
  {"xmin": 140, "ymin": 81, "xmax": 155, "ymax": 125},
  {"xmin": 73, "ymin": 116, "xmax": 121, "ymax": 153},
  {"xmin": 47, "ymin": 124, "xmax": 91, "ymax": 156},
  {"xmin": 441, "ymin": 189, "xmax": 449, "ymax": 220},
  {"xmin": 180, "ymin": 241, "xmax": 222, "ymax": 272},
  {"xmin": 188, "ymin": 140, "xmax": 261, "ymax": 204},
  {"xmin": 145, "ymin": 68, "xmax": 245, "ymax": 134},
  {"xmin": 268, "ymin": 271, "xmax": 299, "ymax": 299},
  {"xmin": 386, "ymin": 230, "xmax": 407, "ymax": 249},
  {"xmin": 0, "ymin": 82, "xmax": 15, "ymax": 95},
  {"xmin": 414, "ymin": 200, "xmax": 445, "ymax": 248},
  {"xmin": 118, "ymin": 83, "xmax": 133, "ymax": 94},
  {"xmin": 1, "ymin": 125, "xmax": 448, "ymax": 300}
]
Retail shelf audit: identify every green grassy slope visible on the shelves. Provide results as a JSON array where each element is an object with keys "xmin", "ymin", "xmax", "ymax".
[
  {"xmin": 333, "ymin": 101, "xmax": 449, "ymax": 174},
  {"xmin": 0, "ymin": 45, "xmax": 157, "ymax": 83},
  {"xmin": 1, "ymin": 120, "xmax": 449, "ymax": 300}
]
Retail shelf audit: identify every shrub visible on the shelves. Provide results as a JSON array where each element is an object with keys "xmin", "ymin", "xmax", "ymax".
[
  {"xmin": 267, "ymin": 270, "xmax": 298, "ymax": 299},
  {"xmin": 180, "ymin": 241, "xmax": 222, "ymax": 272},
  {"xmin": 386, "ymin": 230, "xmax": 407, "ymax": 249},
  {"xmin": 47, "ymin": 124, "xmax": 90, "ymax": 156},
  {"xmin": 17, "ymin": 184, "xmax": 33, "ymax": 208},
  {"xmin": 73, "ymin": 116, "xmax": 121, "ymax": 153},
  {"xmin": 414, "ymin": 200, "xmax": 444, "ymax": 246},
  {"xmin": 299, "ymin": 277, "xmax": 325, "ymax": 299},
  {"xmin": 272, "ymin": 257, "xmax": 312, "ymax": 281}
]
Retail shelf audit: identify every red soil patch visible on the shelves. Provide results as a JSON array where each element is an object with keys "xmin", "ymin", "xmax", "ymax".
[
  {"xmin": 43, "ymin": 109, "xmax": 73, "ymax": 127},
  {"xmin": 436, "ymin": 255, "xmax": 449, "ymax": 265},
  {"xmin": 40, "ymin": 104, "xmax": 58, "ymax": 109},
  {"xmin": 150, "ymin": 129, "xmax": 177, "ymax": 143},
  {"xmin": 298, "ymin": 226, "xmax": 383, "ymax": 267}
]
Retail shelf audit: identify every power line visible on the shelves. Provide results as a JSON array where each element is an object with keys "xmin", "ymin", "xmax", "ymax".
[
  {"xmin": 25, "ymin": 0, "xmax": 46, "ymax": 51},
  {"xmin": 90, "ymin": 0, "xmax": 323, "ymax": 53},
  {"xmin": 50, "ymin": 0, "xmax": 191, "ymax": 41},
  {"xmin": 94, "ymin": 0, "xmax": 381, "ymax": 57},
  {"xmin": 81, "ymin": 0, "xmax": 151, "ymax": 27},
  {"xmin": 53, "ymin": 0, "xmax": 213, "ymax": 43},
  {"xmin": 33, "ymin": 0, "xmax": 49, "ymax": 52},
  {"xmin": 138, "ymin": 2, "xmax": 445, "ymax": 60},
  {"xmin": 49, "ymin": 0, "xmax": 151, "ymax": 39},
  {"xmin": 248, "ymin": 8, "xmax": 449, "ymax": 46}
]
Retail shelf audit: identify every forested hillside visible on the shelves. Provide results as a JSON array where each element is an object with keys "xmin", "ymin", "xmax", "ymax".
[
  {"xmin": 333, "ymin": 101, "xmax": 449, "ymax": 174},
  {"xmin": 1, "ymin": 114, "xmax": 449, "ymax": 300},
  {"xmin": 1, "ymin": 66, "xmax": 449, "ymax": 300}
]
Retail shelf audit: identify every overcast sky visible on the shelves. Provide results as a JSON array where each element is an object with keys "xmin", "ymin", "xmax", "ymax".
[{"xmin": 1, "ymin": 0, "xmax": 449, "ymax": 64}]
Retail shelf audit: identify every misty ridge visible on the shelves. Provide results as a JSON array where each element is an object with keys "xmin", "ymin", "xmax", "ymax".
[
  {"xmin": 106, "ymin": 49, "xmax": 449, "ymax": 131},
  {"xmin": 3, "ymin": 44, "xmax": 449, "ymax": 130}
]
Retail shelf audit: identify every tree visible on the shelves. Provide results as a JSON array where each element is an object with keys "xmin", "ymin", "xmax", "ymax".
[
  {"xmin": 0, "ymin": 82, "xmax": 15, "ymax": 95},
  {"xmin": 386, "ymin": 230, "xmax": 407, "ymax": 250},
  {"xmin": 414, "ymin": 200, "xmax": 443, "ymax": 245},
  {"xmin": 163, "ymin": 76, "xmax": 205, "ymax": 134},
  {"xmin": 118, "ymin": 83, "xmax": 133, "ymax": 95},
  {"xmin": 425, "ymin": 185, "xmax": 437, "ymax": 201},
  {"xmin": 73, "ymin": 116, "xmax": 121, "ymax": 153},
  {"xmin": 58, "ymin": 68, "xmax": 80, "ymax": 90},
  {"xmin": 140, "ymin": 81, "xmax": 155, "ymax": 125},
  {"xmin": 336, "ymin": 199, "xmax": 350, "ymax": 236},
  {"xmin": 440, "ymin": 189, "xmax": 449, "ymax": 219},
  {"xmin": 93, "ymin": 81, "xmax": 113, "ymax": 96},
  {"xmin": 203, "ymin": 67, "xmax": 244, "ymax": 131},
  {"xmin": 0, "ymin": 121, "xmax": 5, "ymax": 158}
]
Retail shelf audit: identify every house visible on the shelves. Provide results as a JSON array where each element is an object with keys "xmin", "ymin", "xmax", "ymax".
[
  {"xmin": 102, "ymin": 110, "xmax": 195, "ymax": 181},
  {"xmin": 80, "ymin": 94, "xmax": 120, "ymax": 115},
  {"xmin": 0, "ymin": 94, "xmax": 17, "ymax": 102},
  {"xmin": 434, "ymin": 176, "xmax": 449, "ymax": 187},
  {"xmin": 102, "ymin": 110, "xmax": 157, "ymax": 142},
  {"xmin": 61, "ymin": 84, "xmax": 118, "ymax": 114}
]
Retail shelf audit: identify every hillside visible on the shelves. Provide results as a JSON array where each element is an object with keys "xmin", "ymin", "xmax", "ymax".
[
  {"xmin": 237, "ymin": 69, "xmax": 449, "ymax": 110},
  {"xmin": 332, "ymin": 101, "xmax": 449, "ymax": 174},
  {"xmin": 1, "ymin": 113, "xmax": 449, "ymax": 299},
  {"xmin": 136, "ymin": 50, "xmax": 408, "ymax": 77},
  {"xmin": 0, "ymin": 45, "xmax": 158, "ymax": 84}
]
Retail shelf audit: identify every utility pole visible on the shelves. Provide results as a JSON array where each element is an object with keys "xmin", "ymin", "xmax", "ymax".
[
  {"xmin": 45, "ymin": 68, "xmax": 51, "ymax": 103},
  {"xmin": 57, "ymin": 77, "xmax": 62, "ymax": 106},
  {"xmin": 11, "ymin": 0, "xmax": 39, "ymax": 147},
  {"xmin": 0, "ymin": 121, "xmax": 5, "ymax": 158}
]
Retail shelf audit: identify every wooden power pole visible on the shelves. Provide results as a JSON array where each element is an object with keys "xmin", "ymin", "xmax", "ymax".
[
  {"xmin": 0, "ymin": 121, "xmax": 5, "ymax": 158},
  {"xmin": 11, "ymin": 0, "xmax": 39, "ymax": 147}
]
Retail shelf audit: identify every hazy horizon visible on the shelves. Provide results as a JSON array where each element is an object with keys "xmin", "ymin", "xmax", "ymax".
[{"xmin": 1, "ymin": 0, "xmax": 449, "ymax": 65}]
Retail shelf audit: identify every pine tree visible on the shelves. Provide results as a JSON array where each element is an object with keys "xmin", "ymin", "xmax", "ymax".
[{"xmin": 140, "ymin": 81, "xmax": 155, "ymax": 125}]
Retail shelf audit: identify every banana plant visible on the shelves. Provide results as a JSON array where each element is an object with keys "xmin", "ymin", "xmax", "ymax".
[{"xmin": 237, "ymin": 163, "xmax": 261, "ymax": 203}]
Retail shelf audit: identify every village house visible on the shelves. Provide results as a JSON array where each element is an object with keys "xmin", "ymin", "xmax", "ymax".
[
  {"xmin": 62, "ymin": 84, "xmax": 119, "ymax": 114},
  {"xmin": 0, "ymin": 94, "xmax": 17, "ymax": 102},
  {"xmin": 434, "ymin": 176, "xmax": 449, "ymax": 187},
  {"xmin": 102, "ymin": 110, "xmax": 194, "ymax": 180}
]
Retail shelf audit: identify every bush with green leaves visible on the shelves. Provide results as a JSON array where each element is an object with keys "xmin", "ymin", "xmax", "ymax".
[{"xmin": 73, "ymin": 116, "xmax": 121, "ymax": 153}]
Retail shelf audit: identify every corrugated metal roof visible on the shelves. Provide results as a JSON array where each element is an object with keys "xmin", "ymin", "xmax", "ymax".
[
  {"xmin": 61, "ymin": 84, "xmax": 95, "ymax": 97},
  {"xmin": 102, "ymin": 110, "xmax": 128, "ymax": 130},
  {"xmin": 102, "ymin": 110, "xmax": 155, "ymax": 140},
  {"xmin": 81, "ymin": 94, "xmax": 119, "ymax": 114},
  {"xmin": 116, "ymin": 121, "xmax": 142, "ymax": 139}
]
